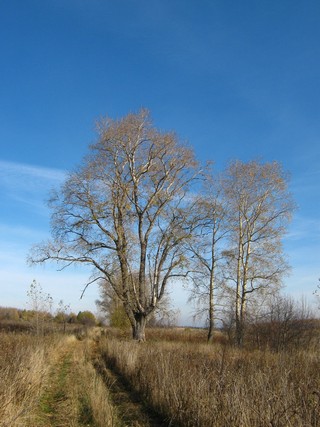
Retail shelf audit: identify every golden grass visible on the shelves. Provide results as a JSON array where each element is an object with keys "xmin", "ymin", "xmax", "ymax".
[
  {"xmin": 0, "ymin": 331, "xmax": 118, "ymax": 427},
  {"xmin": 69, "ymin": 337, "xmax": 119, "ymax": 427},
  {"xmin": 1, "ymin": 326, "xmax": 319, "ymax": 426},
  {"xmin": 0, "ymin": 332, "xmax": 57, "ymax": 427},
  {"xmin": 100, "ymin": 335, "xmax": 320, "ymax": 427}
]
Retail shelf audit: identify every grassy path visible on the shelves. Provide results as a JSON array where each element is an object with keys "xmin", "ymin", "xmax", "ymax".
[
  {"xmin": 34, "ymin": 332, "xmax": 170, "ymax": 427},
  {"xmin": 36, "ymin": 336, "xmax": 93, "ymax": 426},
  {"xmin": 38, "ymin": 351, "xmax": 74, "ymax": 425},
  {"xmin": 93, "ymin": 355, "xmax": 170, "ymax": 427},
  {"xmin": 35, "ymin": 334, "xmax": 117, "ymax": 427}
]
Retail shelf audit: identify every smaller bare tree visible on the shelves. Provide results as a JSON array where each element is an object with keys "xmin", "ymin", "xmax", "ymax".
[
  {"xmin": 221, "ymin": 160, "xmax": 295, "ymax": 347},
  {"xmin": 187, "ymin": 176, "xmax": 229, "ymax": 341},
  {"xmin": 27, "ymin": 279, "xmax": 53, "ymax": 336},
  {"xmin": 55, "ymin": 300, "xmax": 71, "ymax": 333}
]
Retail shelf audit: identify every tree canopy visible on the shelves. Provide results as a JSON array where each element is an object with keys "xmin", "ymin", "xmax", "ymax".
[
  {"xmin": 30, "ymin": 109, "xmax": 200, "ymax": 340},
  {"xmin": 29, "ymin": 110, "xmax": 295, "ymax": 344}
]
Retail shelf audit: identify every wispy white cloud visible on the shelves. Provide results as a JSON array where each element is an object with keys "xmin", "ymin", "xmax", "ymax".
[
  {"xmin": 286, "ymin": 215, "xmax": 320, "ymax": 242},
  {"xmin": 0, "ymin": 223, "xmax": 49, "ymax": 246},
  {"xmin": 0, "ymin": 159, "xmax": 65, "ymax": 189},
  {"xmin": 0, "ymin": 238, "xmax": 98, "ymax": 313},
  {"xmin": 0, "ymin": 160, "xmax": 66, "ymax": 215}
]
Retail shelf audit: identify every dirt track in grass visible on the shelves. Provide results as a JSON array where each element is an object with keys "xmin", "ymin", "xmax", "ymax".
[
  {"xmin": 35, "ymin": 331, "xmax": 171, "ymax": 427},
  {"xmin": 91, "ymin": 335, "xmax": 171, "ymax": 427}
]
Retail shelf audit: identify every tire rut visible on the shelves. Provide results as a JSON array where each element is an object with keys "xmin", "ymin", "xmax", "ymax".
[{"xmin": 92, "ymin": 355, "xmax": 172, "ymax": 427}]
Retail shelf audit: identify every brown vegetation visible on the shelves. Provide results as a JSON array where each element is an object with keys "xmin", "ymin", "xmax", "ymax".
[
  {"xmin": 99, "ymin": 328, "xmax": 320, "ymax": 427},
  {"xmin": 35, "ymin": 334, "xmax": 117, "ymax": 426},
  {"xmin": 1, "ymin": 322, "xmax": 319, "ymax": 426},
  {"xmin": 0, "ymin": 329, "xmax": 117, "ymax": 427},
  {"xmin": 0, "ymin": 332, "xmax": 56, "ymax": 426}
]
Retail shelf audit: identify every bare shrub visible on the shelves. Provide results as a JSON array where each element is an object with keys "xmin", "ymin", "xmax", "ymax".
[{"xmin": 247, "ymin": 295, "xmax": 320, "ymax": 351}]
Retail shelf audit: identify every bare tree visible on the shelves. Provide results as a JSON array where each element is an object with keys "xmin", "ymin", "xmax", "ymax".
[
  {"xmin": 55, "ymin": 300, "xmax": 71, "ymax": 333},
  {"xmin": 221, "ymin": 160, "xmax": 295, "ymax": 347},
  {"xmin": 29, "ymin": 110, "xmax": 200, "ymax": 341},
  {"xmin": 27, "ymin": 279, "xmax": 53, "ymax": 336},
  {"xmin": 187, "ymin": 177, "xmax": 229, "ymax": 342}
]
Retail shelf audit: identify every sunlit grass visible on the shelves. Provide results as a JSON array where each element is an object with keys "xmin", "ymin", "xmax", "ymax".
[
  {"xmin": 99, "ymin": 331, "xmax": 320, "ymax": 427},
  {"xmin": 0, "ymin": 331, "xmax": 118, "ymax": 427}
]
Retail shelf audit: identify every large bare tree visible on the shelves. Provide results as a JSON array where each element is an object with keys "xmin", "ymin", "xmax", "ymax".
[
  {"xmin": 221, "ymin": 160, "xmax": 295, "ymax": 346},
  {"xmin": 29, "ymin": 110, "xmax": 200, "ymax": 340}
]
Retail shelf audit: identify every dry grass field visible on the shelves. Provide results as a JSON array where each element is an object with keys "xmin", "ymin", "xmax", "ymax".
[
  {"xmin": 0, "ymin": 329, "xmax": 118, "ymax": 427},
  {"xmin": 0, "ymin": 332, "xmax": 54, "ymax": 426},
  {"xmin": 99, "ymin": 328, "xmax": 320, "ymax": 427},
  {"xmin": 0, "ymin": 325, "xmax": 319, "ymax": 426}
]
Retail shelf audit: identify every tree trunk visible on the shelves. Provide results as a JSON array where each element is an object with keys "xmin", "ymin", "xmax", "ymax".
[
  {"xmin": 235, "ymin": 301, "xmax": 246, "ymax": 347},
  {"xmin": 235, "ymin": 317, "xmax": 244, "ymax": 347},
  {"xmin": 207, "ymin": 272, "xmax": 215, "ymax": 342},
  {"xmin": 207, "ymin": 319, "xmax": 214, "ymax": 342},
  {"xmin": 132, "ymin": 312, "xmax": 147, "ymax": 341},
  {"xmin": 207, "ymin": 244, "xmax": 215, "ymax": 343},
  {"xmin": 235, "ymin": 286, "xmax": 243, "ymax": 346}
]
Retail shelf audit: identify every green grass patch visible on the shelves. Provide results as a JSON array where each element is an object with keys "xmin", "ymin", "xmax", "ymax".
[{"xmin": 38, "ymin": 354, "xmax": 71, "ymax": 415}]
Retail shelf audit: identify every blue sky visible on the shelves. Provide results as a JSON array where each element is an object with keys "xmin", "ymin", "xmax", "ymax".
[{"xmin": 1, "ymin": 0, "xmax": 319, "ymax": 322}]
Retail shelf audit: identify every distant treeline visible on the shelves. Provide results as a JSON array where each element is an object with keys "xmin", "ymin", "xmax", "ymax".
[{"xmin": 0, "ymin": 306, "xmax": 97, "ymax": 326}]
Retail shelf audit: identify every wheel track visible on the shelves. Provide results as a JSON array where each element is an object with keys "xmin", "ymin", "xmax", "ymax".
[
  {"xmin": 37, "ymin": 331, "xmax": 172, "ymax": 427},
  {"xmin": 90, "ymin": 335, "xmax": 173, "ymax": 427}
]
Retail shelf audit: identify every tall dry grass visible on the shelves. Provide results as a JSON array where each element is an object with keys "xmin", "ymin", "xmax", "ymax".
[
  {"xmin": 0, "ymin": 332, "xmax": 57, "ymax": 427},
  {"xmin": 100, "ymin": 335, "xmax": 320, "ymax": 427},
  {"xmin": 46, "ymin": 335, "xmax": 118, "ymax": 427},
  {"xmin": 0, "ymin": 331, "xmax": 118, "ymax": 427}
]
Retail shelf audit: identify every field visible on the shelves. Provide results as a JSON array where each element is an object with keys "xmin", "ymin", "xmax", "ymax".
[{"xmin": 0, "ymin": 325, "xmax": 319, "ymax": 427}]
